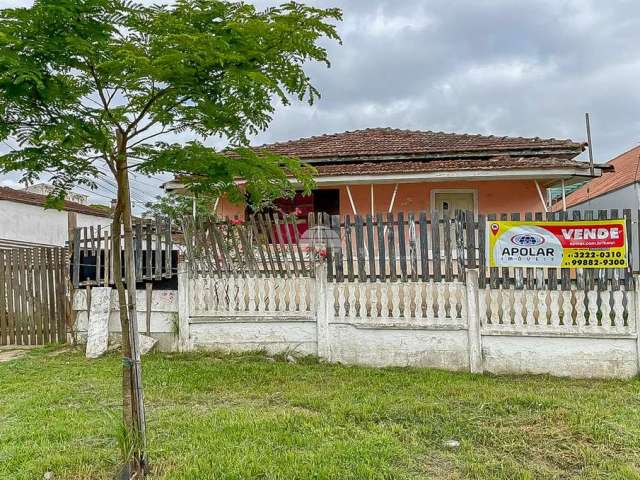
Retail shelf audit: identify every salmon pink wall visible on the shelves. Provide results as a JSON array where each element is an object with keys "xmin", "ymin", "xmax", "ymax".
[
  {"xmin": 214, "ymin": 179, "xmax": 547, "ymax": 219},
  {"xmin": 216, "ymin": 197, "xmax": 246, "ymax": 219},
  {"xmin": 333, "ymin": 180, "xmax": 545, "ymax": 217}
]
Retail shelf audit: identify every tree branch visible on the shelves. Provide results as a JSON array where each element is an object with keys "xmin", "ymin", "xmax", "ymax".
[
  {"xmin": 125, "ymin": 87, "xmax": 172, "ymax": 135},
  {"xmin": 89, "ymin": 64, "xmax": 124, "ymax": 134},
  {"xmin": 127, "ymin": 127, "xmax": 179, "ymax": 150}
]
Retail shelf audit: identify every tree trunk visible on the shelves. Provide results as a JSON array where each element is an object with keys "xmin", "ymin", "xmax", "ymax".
[{"xmin": 113, "ymin": 132, "xmax": 147, "ymax": 476}]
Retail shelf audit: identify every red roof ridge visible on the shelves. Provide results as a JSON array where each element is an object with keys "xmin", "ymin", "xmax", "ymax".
[{"xmin": 253, "ymin": 127, "xmax": 582, "ymax": 154}]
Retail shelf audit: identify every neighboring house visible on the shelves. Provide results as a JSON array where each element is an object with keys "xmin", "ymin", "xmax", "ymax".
[
  {"xmin": 0, "ymin": 186, "xmax": 112, "ymax": 249},
  {"xmin": 559, "ymin": 145, "xmax": 640, "ymax": 212},
  {"xmin": 21, "ymin": 182, "xmax": 90, "ymax": 206},
  {"xmin": 163, "ymin": 128, "xmax": 607, "ymax": 218}
]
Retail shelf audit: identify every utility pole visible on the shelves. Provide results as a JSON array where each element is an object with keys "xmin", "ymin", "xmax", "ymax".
[{"xmin": 585, "ymin": 113, "xmax": 595, "ymax": 176}]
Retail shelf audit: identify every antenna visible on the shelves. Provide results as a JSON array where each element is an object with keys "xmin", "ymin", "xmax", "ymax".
[{"xmin": 585, "ymin": 113, "xmax": 595, "ymax": 176}]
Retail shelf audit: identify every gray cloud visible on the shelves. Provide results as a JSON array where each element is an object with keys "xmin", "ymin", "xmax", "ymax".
[{"xmin": 2, "ymin": 0, "xmax": 640, "ymax": 207}]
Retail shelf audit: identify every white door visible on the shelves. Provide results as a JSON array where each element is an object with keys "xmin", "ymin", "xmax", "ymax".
[{"xmin": 433, "ymin": 191, "xmax": 475, "ymax": 216}]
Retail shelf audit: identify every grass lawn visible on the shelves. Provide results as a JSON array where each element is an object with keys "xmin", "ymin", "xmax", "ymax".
[{"xmin": 1, "ymin": 348, "xmax": 640, "ymax": 479}]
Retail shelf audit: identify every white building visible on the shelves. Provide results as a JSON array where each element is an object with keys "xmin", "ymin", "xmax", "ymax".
[{"xmin": 0, "ymin": 186, "xmax": 112, "ymax": 249}]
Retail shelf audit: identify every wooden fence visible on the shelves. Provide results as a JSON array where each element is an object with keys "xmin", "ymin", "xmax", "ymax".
[
  {"xmin": 183, "ymin": 209, "xmax": 636, "ymax": 290},
  {"xmin": 0, "ymin": 247, "xmax": 67, "ymax": 345},
  {"xmin": 70, "ymin": 217, "xmax": 177, "ymax": 288}
]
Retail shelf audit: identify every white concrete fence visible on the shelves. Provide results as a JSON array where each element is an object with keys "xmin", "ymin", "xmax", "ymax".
[{"xmin": 72, "ymin": 262, "xmax": 640, "ymax": 379}]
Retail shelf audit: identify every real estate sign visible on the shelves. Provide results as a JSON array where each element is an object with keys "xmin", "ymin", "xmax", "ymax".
[{"xmin": 487, "ymin": 219, "xmax": 627, "ymax": 268}]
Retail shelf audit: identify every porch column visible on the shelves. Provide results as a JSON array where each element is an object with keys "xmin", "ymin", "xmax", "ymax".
[
  {"xmin": 370, "ymin": 184, "xmax": 375, "ymax": 215},
  {"xmin": 534, "ymin": 180, "xmax": 549, "ymax": 213}
]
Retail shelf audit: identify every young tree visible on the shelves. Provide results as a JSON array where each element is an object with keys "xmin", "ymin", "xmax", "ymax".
[
  {"xmin": 144, "ymin": 193, "xmax": 216, "ymax": 223},
  {"xmin": 0, "ymin": 0, "xmax": 340, "ymax": 475}
]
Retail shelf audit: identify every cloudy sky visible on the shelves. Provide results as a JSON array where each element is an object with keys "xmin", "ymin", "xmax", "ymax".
[{"xmin": 2, "ymin": 0, "xmax": 640, "ymax": 207}]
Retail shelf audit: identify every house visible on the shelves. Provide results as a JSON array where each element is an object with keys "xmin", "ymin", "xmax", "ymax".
[
  {"xmin": 0, "ymin": 185, "xmax": 112, "ymax": 249},
  {"xmin": 163, "ymin": 128, "xmax": 607, "ymax": 218},
  {"xmin": 558, "ymin": 145, "xmax": 640, "ymax": 212}
]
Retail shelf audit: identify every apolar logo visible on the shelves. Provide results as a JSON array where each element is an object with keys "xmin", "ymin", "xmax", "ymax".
[{"xmin": 493, "ymin": 225, "xmax": 563, "ymax": 267}]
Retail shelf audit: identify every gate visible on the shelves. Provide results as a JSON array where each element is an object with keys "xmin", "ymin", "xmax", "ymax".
[{"xmin": 0, "ymin": 247, "xmax": 68, "ymax": 345}]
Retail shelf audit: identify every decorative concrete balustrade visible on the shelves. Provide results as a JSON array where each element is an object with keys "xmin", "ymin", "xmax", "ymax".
[{"xmin": 72, "ymin": 264, "xmax": 640, "ymax": 379}]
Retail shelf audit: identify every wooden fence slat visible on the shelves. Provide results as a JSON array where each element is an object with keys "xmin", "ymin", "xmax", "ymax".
[
  {"xmin": 291, "ymin": 216, "xmax": 307, "ymax": 276},
  {"xmin": 344, "ymin": 215, "xmax": 355, "ymax": 282},
  {"xmin": 0, "ymin": 251, "xmax": 6, "ymax": 345},
  {"xmin": 33, "ymin": 248, "xmax": 44, "ymax": 345},
  {"xmin": 204, "ymin": 220, "xmax": 222, "ymax": 277},
  {"xmin": 443, "ymin": 211, "xmax": 453, "ymax": 282},
  {"xmin": 408, "ymin": 212, "xmax": 418, "ymax": 282},
  {"xmin": 524, "ymin": 212, "xmax": 535, "ymax": 289},
  {"xmin": 16, "ymin": 249, "xmax": 27, "ymax": 345},
  {"xmin": 430, "ymin": 210, "xmax": 442, "ymax": 282},
  {"xmin": 256, "ymin": 215, "xmax": 276, "ymax": 276},
  {"xmin": 354, "ymin": 215, "xmax": 367, "ymax": 282},
  {"xmin": 54, "ymin": 248, "xmax": 66, "ymax": 343},
  {"xmin": 455, "ymin": 210, "xmax": 466, "ymax": 281},
  {"xmin": 165, "ymin": 218, "xmax": 172, "ymax": 278},
  {"xmin": 249, "ymin": 216, "xmax": 270, "ymax": 277},
  {"xmin": 320, "ymin": 214, "xmax": 334, "ymax": 281},
  {"xmin": 227, "ymin": 217, "xmax": 245, "ymax": 278},
  {"xmin": 81, "ymin": 227, "xmax": 87, "ymax": 258},
  {"xmin": 609, "ymin": 208, "xmax": 623, "ymax": 291},
  {"xmin": 582, "ymin": 210, "xmax": 594, "ymax": 290},
  {"xmin": 6, "ymin": 250, "xmax": 15, "ymax": 345},
  {"xmin": 477, "ymin": 214, "xmax": 486, "ymax": 288},
  {"xmin": 534, "ymin": 212, "xmax": 545, "ymax": 289},
  {"xmin": 46, "ymin": 249, "xmax": 57, "ymax": 343},
  {"xmin": 572, "ymin": 210, "xmax": 585, "ymax": 291},
  {"xmin": 545, "ymin": 211, "xmax": 557, "ymax": 291},
  {"xmin": 465, "ymin": 210, "xmax": 477, "ymax": 270},
  {"xmin": 558, "ymin": 211, "xmax": 571, "ymax": 291},
  {"xmin": 94, "ymin": 226, "xmax": 102, "ymax": 286},
  {"xmin": 39, "ymin": 248, "xmax": 50, "ymax": 343},
  {"xmin": 105, "ymin": 230, "xmax": 112, "ymax": 286},
  {"xmin": 365, "ymin": 214, "xmax": 376, "ymax": 282},
  {"xmin": 90, "ymin": 226, "xmax": 96, "ymax": 254},
  {"xmin": 155, "ymin": 217, "xmax": 163, "ymax": 280},
  {"xmin": 331, "ymin": 215, "xmax": 344, "ymax": 282},
  {"xmin": 597, "ymin": 210, "xmax": 608, "ymax": 291},
  {"xmin": 263, "ymin": 214, "xmax": 284, "ymax": 278},
  {"xmin": 387, "ymin": 212, "xmax": 397, "ymax": 282},
  {"xmin": 419, "ymin": 212, "xmax": 429, "ymax": 281},
  {"xmin": 73, "ymin": 228, "xmax": 81, "ymax": 288},
  {"xmin": 487, "ymin": 214, "xmax": 499, "ymax": 289},
  {"xmin": 145, "ymin": 220, "xmax": 153, "ymax": 280},
  {"xmin": 500, "ymin": 213, "xmax": 510, "ymax": 287},
  {"xmin": 236, "ymin": 220, "xmax": 257, "ymax": 277},
  {"xmin": 624, "ymin": 209, "xmax": 633, "ymax": 289},
  {"xmin": 24, "ymin": 249, "xmax": 36, "ymax": 345},
  {"xmin": 272, "ymin": 213, "xmax": 291, "ymax": 278},
  {"xmin": 134, "ymin": 218, "xmax": 143, "ymax": 282},
  {"xmin": 511, "ymin": 213, "xmax": 524, "ymax": 290},
  {"xmin": 397, "ymin": 211, "xmax": 407, "ymax": 282},
  {"xmin": 376, "ymin": 213, "xmax": 386, "ymax": 281},
  {"xmin": 282, "ymin": 214, "xmax": 300, "ymax": 276}
]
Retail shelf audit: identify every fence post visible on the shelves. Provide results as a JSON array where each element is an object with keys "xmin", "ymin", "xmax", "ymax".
[
  {"xmin": 465, "ymin": 269, "xmax": 483, "ymax": 373},
  {"xmin": 177, "ymin": 261, "xmax": 191, "ymax": 352},
  {"xmin": 315, "ymin": 261, "xmax": 332, "ymax": 361}
]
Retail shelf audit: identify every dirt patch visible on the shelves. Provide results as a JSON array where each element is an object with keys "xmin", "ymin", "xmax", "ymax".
[{"xmin": 0, "ymin": 349, "xmax": 27, "ymax": 362}]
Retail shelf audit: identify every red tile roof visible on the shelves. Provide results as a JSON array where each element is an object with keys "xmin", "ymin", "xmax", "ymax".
[
  {"xmin": 0, "ymin": 187, "xmax": 112, "ymax": 217},
  {"xmin": 314, "ymin": 156, "xmax": 594, "ymax": 177},
  {"xmin": 255, "ymin": 128, "xmax": 585, "ymax": 161},
  {"xmin": 560, "ymin": 145, "xmax": 640, "ymax": 208}
]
